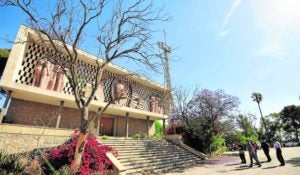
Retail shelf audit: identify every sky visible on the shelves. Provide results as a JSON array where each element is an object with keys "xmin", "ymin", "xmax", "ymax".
[{"xmin": 1, "ymin": 0, "xmax": 300, "ymax": 117}]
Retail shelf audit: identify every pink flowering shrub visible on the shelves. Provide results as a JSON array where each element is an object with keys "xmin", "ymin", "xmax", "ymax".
[{"xmin": 42, "ymin": 130, "xmax": 117, "ymax": 174}]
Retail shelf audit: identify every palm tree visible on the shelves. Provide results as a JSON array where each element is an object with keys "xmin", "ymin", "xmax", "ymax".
[{"xmin": 251, "ymin": 92, "xmax": 268, "ymax": 134}]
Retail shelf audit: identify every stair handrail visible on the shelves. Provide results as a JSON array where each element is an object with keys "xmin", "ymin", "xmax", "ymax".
[
  {"xmin": 106, "ymin": 151, "xmax": 127, "ymax": 175},
  {"xmin": 165, "ymin": 138, "xmax": 207, "ymax": 160}
]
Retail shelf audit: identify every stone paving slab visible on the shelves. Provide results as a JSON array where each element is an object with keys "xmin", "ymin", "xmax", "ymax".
[{"xmin": 165, "ymin": 147, "xmax": 300, "ymax": 175}]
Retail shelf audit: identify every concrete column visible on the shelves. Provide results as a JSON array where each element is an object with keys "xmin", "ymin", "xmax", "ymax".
[
  {"xmin": 113, "ymin": 116, "xmax": 118, "ymax": 137},
  {"xmin": 163, "ymin": 119, "xmax": 166, "ymax": 135},
  {"xmin": 146, "ymin": 116, "xmax": 150, "ymax": 137},
  {"xmin": 0, "ymin": 90, "xmax": 12, "ymax": 124},
  {"xmin": 116, "ymin": 116, "xmax": 119, "ymax": 136},
  {"xmin": 55, "ymin": 101, "xmax": 64, "ymax": 128},
  {"xmin": 96, "ymin": 108, "xmax": 102, "ymax": 136},
  {"xmin": 126, "ymin": 112, "xmax": 129, "ymax": 138}
]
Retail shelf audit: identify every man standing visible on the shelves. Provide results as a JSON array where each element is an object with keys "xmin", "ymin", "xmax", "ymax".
[
  {"xmin": 261, "ymin": 138, "xmax": 272, "ymax": 162},
  {"xmin": 237, "ymin": 143, "xmax": 247, "ymax": 164},
  {"xmin": 247, "ymin": 140, "xmax": 262, "ymax": 167},
  {"xmin": 273, "ymin": 138, "xmax": 285, "ymax": 166}
]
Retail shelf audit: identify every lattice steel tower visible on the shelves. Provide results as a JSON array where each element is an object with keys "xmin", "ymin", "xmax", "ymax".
[{"xmin": 158, "ymin": 31, "xmax": 172, "ymax": 116}]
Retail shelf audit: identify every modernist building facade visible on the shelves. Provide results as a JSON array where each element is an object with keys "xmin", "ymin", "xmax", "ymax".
[{"xmin": 0, "ymin": 25, "xmax": 168, "ymax": 137}]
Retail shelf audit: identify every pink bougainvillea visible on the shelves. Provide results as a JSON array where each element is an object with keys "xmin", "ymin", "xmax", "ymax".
[{"xmin": 43, "ymin": 130, "xmax": 117, "ymax": 174}]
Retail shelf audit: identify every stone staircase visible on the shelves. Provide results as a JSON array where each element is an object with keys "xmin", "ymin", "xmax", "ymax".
[{"xmin": 100, "ymin": 137, "xmax": 204, "ymax": 175}]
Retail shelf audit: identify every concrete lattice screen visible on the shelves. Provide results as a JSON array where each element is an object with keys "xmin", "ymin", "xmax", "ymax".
[{"xmin": 15, "ymin": 42, "xmax": 162, "ymax": 112}]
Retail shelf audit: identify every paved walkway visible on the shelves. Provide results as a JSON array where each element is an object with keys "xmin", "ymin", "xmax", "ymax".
[{"xmin": 165, "ymin": 147, "xmax": 300, "ymax": 175}]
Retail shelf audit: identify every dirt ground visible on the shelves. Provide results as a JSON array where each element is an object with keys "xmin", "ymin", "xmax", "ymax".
[{"xmin": 165, "ymin": 147, "xmax": 300, "ymax": 175}]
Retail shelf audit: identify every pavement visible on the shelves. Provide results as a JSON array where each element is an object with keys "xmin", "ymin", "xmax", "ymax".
[{"xmin": 165, "ymin": 147, "xmax": 300, "ymax": 175}]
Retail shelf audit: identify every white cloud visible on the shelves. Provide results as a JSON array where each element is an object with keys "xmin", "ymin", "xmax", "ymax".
[
  {"xmin": 219, "ymin": 30, "xmax": 228, "ymax": 37},
  {"xmin": 255, "ymin": 40, "xmax": 288, "ymax": 59},
  {"xmin": 251, "ymin": 0, "xmax": 300, "ymax": 59},
  {"xmin": 219, "ymin": 0, "xmax": 243, "ymax": 37}
]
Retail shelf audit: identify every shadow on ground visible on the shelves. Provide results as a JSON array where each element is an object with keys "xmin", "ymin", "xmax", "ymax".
[
  {"xmin": 225, "ymin": 163, "xmax": 241, "ymax": 166},
  {"xmin": 232, "ymin": 165, "xmax": 251, "ymax": 171},
  {"xmin": 230, "ymin": 162, "xmax": 280, "ymax": 171},
  {"xmin": 286, "ymin": 157, "xmax": 300, "ymax": 167},
  {"xmin": 262, "ymin": 166, "xmax": 278, "ymax": 169}
]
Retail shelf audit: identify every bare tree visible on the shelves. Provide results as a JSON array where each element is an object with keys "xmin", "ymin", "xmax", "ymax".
[
  {"xmin": 0, "ymin": 0, "xmax": 168, "ymax": 172},
  {"xmin": 172, "ymin": 86, "xmax": 196, "ymax": 127}
]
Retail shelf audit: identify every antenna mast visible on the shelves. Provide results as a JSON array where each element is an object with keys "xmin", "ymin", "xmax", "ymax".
[{"xmin": 158, "ymin": 31, "xmax": 172, "ymax": 117}]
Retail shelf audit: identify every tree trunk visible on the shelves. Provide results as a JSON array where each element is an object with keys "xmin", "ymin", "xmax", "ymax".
[
  {"xmin": 295, "ymin": 127, "xmax": 299, "ymax": 142},
  {"xmin": 71, "ymin": 106, "xmax": 89, "ymax": 173},
  {"xmin": 96, "ymin": 108, "xmax": 102, "ymax": 136},
  {"xmin": 257, "ymin": 103, "xmax": 268, "ymax": 135}
]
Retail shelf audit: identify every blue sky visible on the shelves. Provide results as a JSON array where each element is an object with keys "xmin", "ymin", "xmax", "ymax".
[{"xmin": 1, "ymin": 0, "xmax": 300, "ymax": 117}]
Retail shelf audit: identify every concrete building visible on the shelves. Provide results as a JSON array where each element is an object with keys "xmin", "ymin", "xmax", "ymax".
[{"xmin": 0, "ymin": 25, "xmax": 168, "ymax": 137}]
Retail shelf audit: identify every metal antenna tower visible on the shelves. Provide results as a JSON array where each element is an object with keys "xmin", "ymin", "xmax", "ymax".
[{"xmin": 158, "ymin": 31, "xmax": 172, "ymax": 116}]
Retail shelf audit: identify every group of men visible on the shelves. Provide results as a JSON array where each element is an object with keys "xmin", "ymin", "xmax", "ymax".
[{"xmin": 237, "ymin": 138, "xmax": 285, "ymax": 167}]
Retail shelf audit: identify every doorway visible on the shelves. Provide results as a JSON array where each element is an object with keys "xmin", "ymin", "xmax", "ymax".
[{"xmin": 99, "ymin": 117, "xmax": 114, "ymax": 136}]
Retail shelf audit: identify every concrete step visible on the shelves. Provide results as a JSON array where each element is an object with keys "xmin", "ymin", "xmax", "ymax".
[
  {"xmin": 122, "ymin": 154, "xmax": 199, "ymax": 167},
  {"xmin": 101, "ymin": 138, "xmax": 169, "ymax": 142},
  {"xmin": 100, "ymin": 138, "xmax": 156, "ymax": 142},
  {"xmin": 102, "ymin": 142, "xmax": 171, "ymax": 147},
  {"xmin": 106, "ymin": 143, "xmax": 174, "ymax": 150},
  {"xmin": 99, "ymin": 137, "xmax": 151, "ymax": 140},
  {"xmin": 117, "ymin": 148, "xmax": 191, "ymax": 158},
  {"xmin": 117, "ymin": 147, "xmax": 180, "ymax": 154},
  {"xmin": 118, "ymin": 148, "xmax": 180, "ymax": 154},
  {"xmin": 103, "ymin": 142, "xmax": 169, "ymax": 148},
  {"xmin": 119, "ymin": 150, "xmax": 195, "ymax": 161},
  {"xmin": 113, "ymin": 143, "xmax": 181, "ymax": 150},
  {"xmin": 118, "ymin": 149, "xmax": 195, "ymax": 160}
]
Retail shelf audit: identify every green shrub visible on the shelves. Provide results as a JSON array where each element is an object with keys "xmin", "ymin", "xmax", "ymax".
[
  {"xmin": 212, "ymin": 146, "xmax": 227, "ymax": 157},
  {"xmin": 151, "ymin": 134, "xmax": 163, "ymax": 140},
  {"xmin": 55, "ymin": 165, "xmax": 70, "ymax": 175},
  {"xmin": 154, "ymin": 120, "xmax": 163, "ymax": 137},
  {"xmin": 0, "ymin": 150, "xmax": 26, "ymax": 174},
  {"xmin": 0, "ymin": 149, "xmax": 7, "ymax": 163},
  {"xmin": 133, "ymin": 133, "xmax": 141, "ymax": 139},
  {"xmin": 101, "ymin": 135, "xmax": 108, "ymax": 140},
  {"xmin": 240, "ymin": 134, "xmax": 258, "ymax": 144},
  {"xmin": 211, "ymin": 135, "xmax": 225, "ymax": 151}
]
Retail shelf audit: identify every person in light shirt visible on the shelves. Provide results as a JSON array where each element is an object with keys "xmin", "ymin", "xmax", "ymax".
[{"xmin": 273, "ymin": 138, "xmax": 285, "ymax": 166}]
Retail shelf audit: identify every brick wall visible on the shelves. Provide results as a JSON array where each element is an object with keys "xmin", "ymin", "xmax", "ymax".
[
  {"xmin": 6, "ymin": 98, "xmax": 81, "ymax": 128},
  {"xmin": 115, "ymin": 116, "xmax": 155, "ymax": 137},
  {"xmin": 6, "ymin": 98, "xmax": 156, "ymax": 137}
]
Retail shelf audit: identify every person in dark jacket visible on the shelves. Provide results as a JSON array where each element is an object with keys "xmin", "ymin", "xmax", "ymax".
[
  {"xmin": 247, "ymin": 140, "xmax": 261, "ymax": 167},
  {"xmin": 237, "ymin": 143, "xmax": 246, "ymax": 164},
  {"xmin": 261, "ymin": 138, "xmax": 272, "ymax": 162}
]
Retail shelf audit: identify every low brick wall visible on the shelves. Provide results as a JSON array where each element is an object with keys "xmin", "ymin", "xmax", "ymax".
[
  {"xmin": 5, "ymin": 98, "xmax": 156, "ymax": 137},
  {"xmin": 0, "ymin": 124, "xmax": 72, "ymax": 154},
  {"xmin": 6, "ymin": 98, "xmax": 81, "ymax": 129}
]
